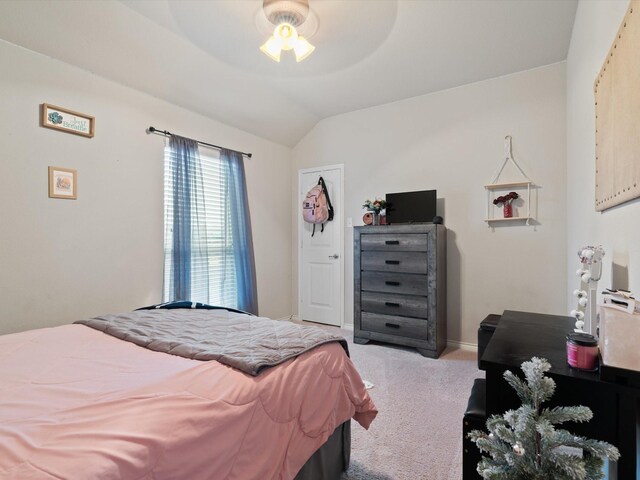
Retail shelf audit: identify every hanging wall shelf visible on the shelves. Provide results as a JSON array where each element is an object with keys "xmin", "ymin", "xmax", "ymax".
[{"xmin": 484, "ymin": 136, "xmax": 536, "ymax": 225}]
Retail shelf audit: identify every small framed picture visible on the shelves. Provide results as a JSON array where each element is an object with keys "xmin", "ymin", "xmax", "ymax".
[
  {"xmin": 41, "ymin": 103, "xmax": 94, "ymax": 138},
  {"xmin": 49, "ymin": 167, "xmax": 77, "ymax": 200}
]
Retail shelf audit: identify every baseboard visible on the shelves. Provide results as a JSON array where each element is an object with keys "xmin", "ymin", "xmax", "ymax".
[{"xmin": 447, "ymin": 340, "xmax": 478, "ymax": 352}]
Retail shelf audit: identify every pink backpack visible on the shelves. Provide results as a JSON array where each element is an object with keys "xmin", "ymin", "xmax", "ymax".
[{"xmin": 302, "ymin": 177, "xmax": 334, "ymax": 236}]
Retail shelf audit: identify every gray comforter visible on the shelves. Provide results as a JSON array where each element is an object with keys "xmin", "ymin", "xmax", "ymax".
[{"xmin": 75, "ymin": 309, "xmax": 347, "ymax": 376}]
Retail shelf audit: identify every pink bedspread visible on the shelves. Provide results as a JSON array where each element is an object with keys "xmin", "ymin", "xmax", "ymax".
[{"xmin": 0, "ymin": 325, "xmax": 377, "ymax": 479}]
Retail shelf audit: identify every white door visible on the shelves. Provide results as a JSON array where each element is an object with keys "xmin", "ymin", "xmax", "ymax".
[{"xmin": 298, "ymin": 165, "xmax": 343, "ymax": 327}]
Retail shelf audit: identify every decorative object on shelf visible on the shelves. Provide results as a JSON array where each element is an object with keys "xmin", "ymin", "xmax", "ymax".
[
  {"xmin": 362, "ymin": 198, "xmax": 386, "ymax": 213},
  {"xmin": 362, "ymin": 198, "xmax": 386, "ymax": 226},
  {"xmin": 41, "ymin": 104, "xmax": 94, "ymax": 138},
  {"xmin": 571, "ymin": 245, "xmax": 605, "ymax": 334},
  {"xmin": 484, "ymin": 136, "xmax": 535, "ymax": 225},
  {"xmin": 594, "ymin": 0, "xmax": 640, "ymax": 212},
  {"xmin": 362, "ymin": 212, "xmax": 387, "ymax": 226},
  {"xmin": 468, "ymin": 357, "xmax": 620, "ymax": 479},
  {"xmin": 48, "ymin": 166, "xmax": 77, "ymax": 200},
  {"xmin": 492, "ymin": 191, "xmax": 519, "ymax": 218},
  {"xmin": 259, "ymin": 0, "xmax": 316, "ymax": 62}
]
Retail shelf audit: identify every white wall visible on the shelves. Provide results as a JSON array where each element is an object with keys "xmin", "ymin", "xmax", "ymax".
[
  {"xmin": 566, "ymin": 0, "xmax": 634, "ymax": 309},
  {"xmin": 292, "ymin": 63, "xmax": 567, "ymax": 345},
  {"xmin": 0, "ymin": 40, "xmax": 292, "ymax": 335}
]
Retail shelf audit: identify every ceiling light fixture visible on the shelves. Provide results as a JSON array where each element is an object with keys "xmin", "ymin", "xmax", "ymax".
[{"xmin": 260, "ymin": 0, "xmax": 315, "ymax": 63}]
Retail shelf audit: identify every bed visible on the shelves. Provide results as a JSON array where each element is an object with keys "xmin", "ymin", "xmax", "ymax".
[{"xmin": 0, "ymin": 306, "xmax": 377, "ymax": 479}]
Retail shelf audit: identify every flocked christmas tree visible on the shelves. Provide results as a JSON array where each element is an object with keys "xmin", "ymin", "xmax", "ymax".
[{"xmin": 469, "ymin": 357, "xmax": 619, "ymax": 480}]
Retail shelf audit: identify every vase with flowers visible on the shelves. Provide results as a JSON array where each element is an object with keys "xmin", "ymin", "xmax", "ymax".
[
  {"xmin": 493, "ymin": 191, "xmax": 519, "ymax": 218},
  {"xmin": 363, "ymin": 198, "xmax": 387, "ymax": 225}
]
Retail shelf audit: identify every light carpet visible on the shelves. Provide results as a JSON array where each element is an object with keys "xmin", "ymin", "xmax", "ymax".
[{"xmin": 302, "ymin": 323, "xmax": 480, "ymax": 480}]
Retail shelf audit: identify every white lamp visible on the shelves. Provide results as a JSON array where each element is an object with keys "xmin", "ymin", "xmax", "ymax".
[
  {"xmin": 260, "ymin": 36, "xmax": 283, "ymax": 62},
  {"xmin": 259, "ymin": 0, "xmax": 316, "ymax": 63},
  {"xmin": 293, "ymin": 36, "xmax": 315, "ymax": 62}
]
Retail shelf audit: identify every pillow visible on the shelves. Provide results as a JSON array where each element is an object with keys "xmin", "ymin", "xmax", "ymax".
[{"xmin": 136, "ymin": 301, "xmax": 254, "ymax": 316}]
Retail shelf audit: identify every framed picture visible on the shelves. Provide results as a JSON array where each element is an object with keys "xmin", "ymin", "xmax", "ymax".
[
  {"xmin": 41, "ymin": 103, "xmax": 94, "ymax": 138},
  {"xmin": 48, "ymin": 167, "xmax": 77, "ymax": 200},
  {"xmin": 594, "ymin": 2, "xmax": 640, "ymax": 211}
]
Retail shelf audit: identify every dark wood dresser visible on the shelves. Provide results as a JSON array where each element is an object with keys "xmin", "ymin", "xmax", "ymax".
[
  {"xmin": 353, "ymin": 224, "xmax": 446, "ymax": 358},
  {"xmin": 481, "ymin": 310, "xmax": 640, "ymax": 478}
]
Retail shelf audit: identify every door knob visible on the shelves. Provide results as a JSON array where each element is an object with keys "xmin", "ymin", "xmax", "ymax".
[{"xmin": 329, "ymin": 254, "xmax": 339, "ymax": 259}]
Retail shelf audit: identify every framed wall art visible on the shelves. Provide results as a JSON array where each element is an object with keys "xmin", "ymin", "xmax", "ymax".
[
  {"xmin": 48, "ymin": 167, "xmax": 77, "ymax": 200},
  {"xmin": 41, "ymin": 103, "xmax": 95, "ymax": 138},
  {"xmin": 594, "ymin": 1, "xmax": 640, "ymax": 211}
]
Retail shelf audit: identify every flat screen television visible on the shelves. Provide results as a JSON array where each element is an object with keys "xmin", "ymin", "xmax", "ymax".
[{"xmin": 385, "ymin": 190, "xmax": 437, "ymax": 224}]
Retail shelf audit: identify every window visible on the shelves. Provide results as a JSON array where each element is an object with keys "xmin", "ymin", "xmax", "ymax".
[{"xmin": 163, "ymin": 147, "xmax": 238, "ymax": 308}]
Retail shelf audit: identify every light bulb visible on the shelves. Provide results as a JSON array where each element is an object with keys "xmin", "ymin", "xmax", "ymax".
[
  {"xmin": 274, "ymin": 22, "xmax": 298, "ymax": 50},
  {"xmin": 294, "ymin": 36, "xmax": 315, "ymax": 62},
  {"xmin": 260, "ymin": 36, "xmax": 282, "ymax": 62},
  {"xmin": 261, "ymin": 22, "xmax": 315, "ymax": 63}
]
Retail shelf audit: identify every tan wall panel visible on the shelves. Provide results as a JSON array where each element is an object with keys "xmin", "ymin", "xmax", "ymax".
[{"xmin": 595, "ymin": 1, "xmax": 640, "ymax": 211}]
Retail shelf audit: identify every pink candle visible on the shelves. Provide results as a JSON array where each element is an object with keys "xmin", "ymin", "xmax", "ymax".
[{"xmin": 567, "ymin": 332, "xmax": 599, "ymax": 371}]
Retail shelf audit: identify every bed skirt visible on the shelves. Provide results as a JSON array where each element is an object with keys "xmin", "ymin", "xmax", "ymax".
[{"xmin": 294, "ymin": 420, "xmax": 351, "ymax": 480}]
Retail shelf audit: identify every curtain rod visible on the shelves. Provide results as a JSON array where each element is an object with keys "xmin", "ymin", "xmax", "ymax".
[{"xmin": 146, "ymin": 126, "xmax": 252, "ymax": 158}]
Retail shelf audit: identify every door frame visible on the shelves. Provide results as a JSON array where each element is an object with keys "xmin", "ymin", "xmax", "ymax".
[{"xmin": 297, "ymin": 164, "xmax": 345, "ymax": 328}]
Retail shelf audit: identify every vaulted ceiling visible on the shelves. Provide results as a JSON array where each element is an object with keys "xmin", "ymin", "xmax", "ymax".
[{"xmin": 0, "ymin": 0, "xmax": 578, "ymax": 146}]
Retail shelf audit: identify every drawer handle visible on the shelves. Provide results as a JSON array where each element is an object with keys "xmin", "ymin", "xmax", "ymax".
[
  {"xmin": 385, "ymin": 302, "xmax": 400, "ymax": 308},
  {"xmin": 385, "ymin": 322, "xmax": 400, "ymax": 329},
  {"xmin": 385, "ymin": 260, "xmax": 400, "ymax": 265},
  {"xmin": 385, "ymin": 281, "xmax": 400, "ymax": 286},
  {"xmin": 385, "ymin": 240, "xmax": 400, "ymax": 245}
]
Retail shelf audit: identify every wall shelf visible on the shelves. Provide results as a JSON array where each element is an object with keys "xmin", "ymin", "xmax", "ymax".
[
  {"xmin": 484, "ymin": 181, "xmax": 532, "ymax": 190},
  {"xmin": 484, "ymin": 216, "xmax": 532, "ymax": 223},
  {"xmin": 485, "ymin": 136, "xmax": 536, "ymax": 226}
]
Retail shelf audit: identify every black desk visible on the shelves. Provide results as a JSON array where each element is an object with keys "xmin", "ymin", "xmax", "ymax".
[{"xmin": 480, "ymin": 310, "xmax": 639, "ymax": 479}]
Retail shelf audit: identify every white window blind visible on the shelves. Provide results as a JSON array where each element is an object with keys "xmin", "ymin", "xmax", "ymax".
[{"xmin": 163, "ymin": 147, "xmax": 238, "ymax": 308}]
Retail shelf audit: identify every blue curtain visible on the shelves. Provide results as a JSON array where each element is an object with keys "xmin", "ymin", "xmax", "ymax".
[
  {"xmin": 221, "ymin": 149, "xmax": 259, "ymax": 315},
  {"xmin": 164, "ymin": 135, "xmax": 209, "ymax": 302}
]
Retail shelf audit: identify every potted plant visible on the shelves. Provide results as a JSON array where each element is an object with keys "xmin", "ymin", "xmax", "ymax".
[
  {"xmin": 469, "ymin": 357, "xmax": 619, "ymax": 479},
  {"xmin": 493, "ymin": 191, "xmax": 519, "ymax": 218}
]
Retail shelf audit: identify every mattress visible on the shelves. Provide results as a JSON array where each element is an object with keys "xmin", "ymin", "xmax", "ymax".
[{"xmin": 0, "ymin": 324, "xmax": 377, "ymax": 479}]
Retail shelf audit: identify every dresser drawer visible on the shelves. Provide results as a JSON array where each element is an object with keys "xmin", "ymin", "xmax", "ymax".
[
  {"xmin": 361, "ymin": 233, "xmax": 428, "ymax": 252},
  {"xmin": 361, "ymin": 291, "xmax": 429, "ymax": 318},
  {"xmin": 361, "ymin": 251, "xmax": 427, "ymax": 274},
  {"xmin": 361, "ymin": 312, "xmax": 429, "ymax": 341},
  {"xmin": 361, "ymin": 271, "xmax": 428, "ymax": 296}
]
